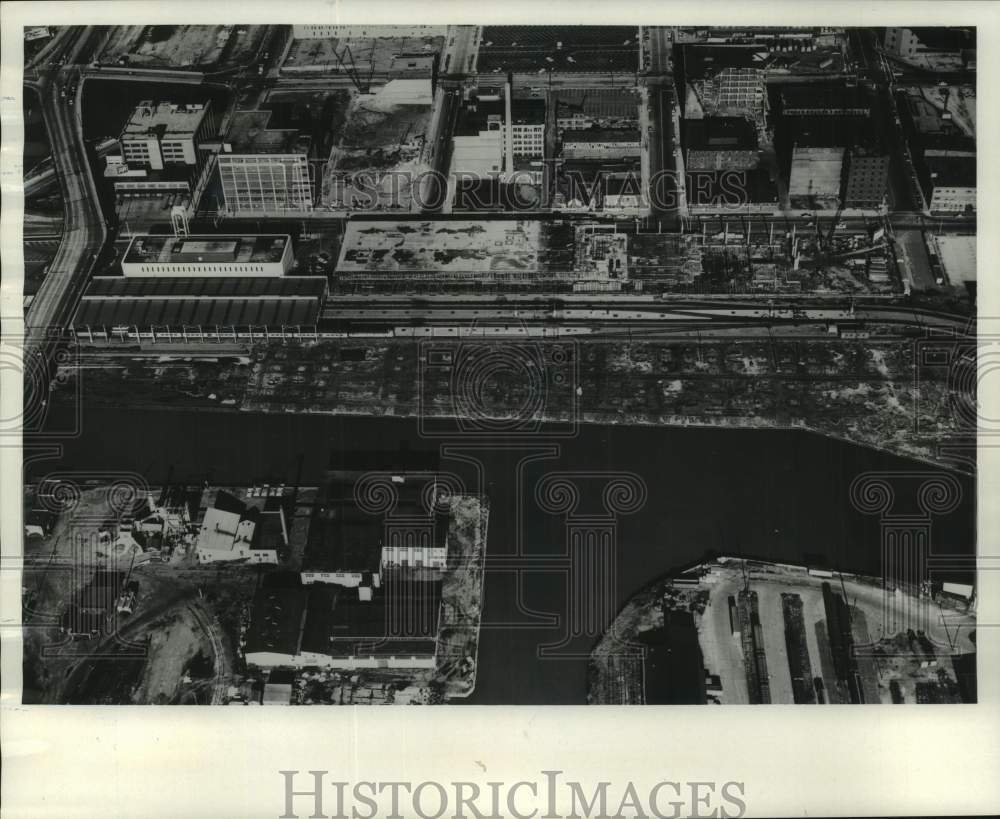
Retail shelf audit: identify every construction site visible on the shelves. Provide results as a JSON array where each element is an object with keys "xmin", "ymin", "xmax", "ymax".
[
  {"xmin": 281, "ymin": 30, "xmax": 445, "ymax": 79},
  {"xmin": 323, "ymin": 94, "xmax": 435, "ymax": 213},
  {"xmin": 590, "ymin": 557, "xmax": 977, "ymax": 705},
  {"xmin": 95, "ymin": 24, "xmax": 268, "ymax": 71}
]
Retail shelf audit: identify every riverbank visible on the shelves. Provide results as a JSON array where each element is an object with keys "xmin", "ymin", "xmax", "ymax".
[
  {"xmin": 58, "ymin": 335, "xmax": 974, "ymax": 474},
  {"xmin": 590, "ymin": 556, "xmax": 977, "ymax": 705}
]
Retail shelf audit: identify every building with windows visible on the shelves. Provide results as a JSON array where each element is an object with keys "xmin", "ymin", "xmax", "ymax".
[
  {"xmin": 291, "ymin": 24, "xmax": 445, "ymax": 40},
  {"xmin": 120, "ymin": 100, "xmax": 215, "ymax": 172},
  {"xmin": 381, "ymin": 511, "xmax": 450, "ymax": 570},
  {"xmin": 120, "ymin": 234, "xmax": 293, "ymax": 277},
  {"xmin": 780, "ymin": 84, "xmax": 870, "ymax": 117},
  {"xmin": 217, "ymin": 110, "xmax": 313, "ymax": 214},
  {"xmin": 562, "ymin": 129, "xmax": 641, "ymax": 160},
  {"xmin": 844, "ymin": 147, "xmax": 890, "ymax": 209},
  {"xmin": 450, "ymin": 90, "xmax": 545, "ymax": 186},
  {"xmin": 923, "ymin": 155, "xmax": 976, "ymax": 213},
  {"xmin": 683, "ymin": 116, "xmax": 759, "ymax": 171}
]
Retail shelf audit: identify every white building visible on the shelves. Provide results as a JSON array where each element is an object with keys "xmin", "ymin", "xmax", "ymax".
[
  {"xmin": 381, "ymin": 512, "xmax": 449, "ymax": 570},
  {"xmin": 196, "ymin": 508, "xmax": 260, "ymax": 563},
  {"xmin": 120, "ymin": 101, "xmax": 215, "ymax": 172},
  {"xmin": 925, "ymin": 156, "xmax": 976, "ymax": 213},
  {"xmin": 120, "ymin": 234, "xmax": 293, "ymax": 277}
]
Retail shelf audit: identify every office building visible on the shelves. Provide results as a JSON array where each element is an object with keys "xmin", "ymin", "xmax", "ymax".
[
  {"xmin": 923, "ymin": 155, "xmax": 976, "ymax": 213},
  {"xmin": 120, "ymin": 100, "xmax": 215, "ymax": 172}
]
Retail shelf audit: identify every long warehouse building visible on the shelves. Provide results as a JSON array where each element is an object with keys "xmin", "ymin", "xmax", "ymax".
[{"xmin": 72, "ymin": 275, "xmax": 327, "ymax": 339}]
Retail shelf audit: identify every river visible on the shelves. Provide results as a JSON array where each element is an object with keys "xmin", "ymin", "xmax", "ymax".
[{"xmin": 27, "ymin": 405, "xmax": 975, "ymax": 704}]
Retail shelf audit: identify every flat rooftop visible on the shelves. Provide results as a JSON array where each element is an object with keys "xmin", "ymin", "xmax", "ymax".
[
  {"xmin": 300, "ymin": 582, "xmax": 441, "ymax": 657},
  {"xmin": 934, "ymin": 234, "xmax": 976, "ymax": 283},
  {"xmin": 683, "ymin": 117, "xmax": 758, "ymax": 150},
  {"xmin": 780, "ymin": 84, "xmax": 870, "ymax": 114},
  {"xmin": 927, "ymin": 155, "xmax": 976, "ymax": 188},
  {"xmin": 123, "ymin": 234, "xmax": 289, "ymax": 266},
  {"xmin": 246, "ymin": 587, "xmax": 307, "ymax": 657},
  {"xmin": 563, "ymin": 128, "xmax": 640, "ymax": 144},
  {"xmin": 683, "ymin": 45, "xmax": 769, "ymax": 77},
  {"xmin": 225, "ymin": 110, "xmax": 307, "ymax": 154},
  {"xmin": 303, "ymin": 496, "xmax": 383, "ymax": 575},
  {"xmin": 123, "ymin": 100, "xmax": 211, "ymax": 137},
  {"xmin": 458, "ymin": 98, "xmax": 546, "ymax": 134},
  {"xmin": 555, "ymin": 88, "xmax": 639, "ymax": 119},
  {"xmin": 478, "ymin": 25, "xmax": 639, "ymax": 74}
]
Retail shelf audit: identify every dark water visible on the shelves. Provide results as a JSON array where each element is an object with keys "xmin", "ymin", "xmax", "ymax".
[{"xmin": 28, "ymin": 405, "xmax": 975, "ymax": 704}]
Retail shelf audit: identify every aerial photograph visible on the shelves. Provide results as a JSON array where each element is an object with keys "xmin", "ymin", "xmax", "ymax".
[{"xmin": 18, "ymin": 23, "xmax": 977, "ymax": 705}]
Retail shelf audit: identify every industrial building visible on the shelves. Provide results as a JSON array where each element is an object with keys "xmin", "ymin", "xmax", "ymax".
[
  {"xmin": 884, "ymin": 27, "xmax": 976, "ymax": 69},
  {"xmin": 302, "ymin": 494, "xmax": 384, "ymax": 589},
  {"xmin": 554, "ymin": 88, "xmax": 639, "ymax": 134},
  {"xmin": 781, "ymin": 114, "xmax": 887, "ymax": 208},
  {"xmin": 291, "ymin": 24, "xmax": 445, "ymax": 40},
  {"xmin": 121, "ymin": 234, "xmax": 293, "ymax": 277},
  {"xmin": 195, "ymin": 490, "xmax": 290, "ymax": 564},
  {"xmin": 244, "ymin": 580, "xmax": 442, "ymax": 670},
  {"xmin": 561, "ymin": 129, "xmax": 640, "ymax": 160},
  {"xmin": 922, "ymin": 155, "xmax": 976, "ymax": 213},
  {"xmin": 686, "ymin": 167, "xmax": 778, "ymax": 213},
  {"xmin": 71, "ymin": 275, "xmax": 327, "ymax": 340},
  {"xmin": 119, "ymin": 100, "xmax": 216, "ymax": 172},
  {"xmin": 683, "ymin": 116, "xmax": 759, "ymax": 171},
  {"xmin": 450, "ymin": 87, "xmax": 545, "ymax": 182},
  {"xmin": 779, "ymin": 84, "xmax": 870, "ymax": 117},
  {"xmin": 217, "ymin": 110, "xmax": 314, "ymax": 214}
]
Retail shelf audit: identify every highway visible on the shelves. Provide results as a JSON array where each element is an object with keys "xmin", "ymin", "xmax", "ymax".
[{"xmin": 24, "ymin": 27, "xmax": 108, "ymax": 364}]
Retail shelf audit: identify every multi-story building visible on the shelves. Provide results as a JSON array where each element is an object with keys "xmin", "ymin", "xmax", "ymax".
[
  {"xmin": 450, "ymin": 92, "xmax": 545, "ymax": 181},
  {"xmin": 292, "ymin": 24, "xmax": 445, "ymax": 40},
  {"xmin": 119, "ymin": 100, "xmax": 215, "ymax": 172},
  {"xmin": 562, "ymin": 129, "xmax": 641, "ymax": 160},
  {"xmin": 120, "ymin": 234, "xmax": 294, "ymax": 277},
  {"xmin": 844, "ymin": 147, "xmax": 890, "ymax": 209},
  {"xmin": 683, "ymin": 116, "xmax": 759, "ymax": 172},
  {"xmin": 780, "ymin": 84, "xmax": 870, "ymax": 117},
  {"xmin": 923, "ymin": 155, "xmax": 976, "ymax": 213},
  {"xmin": 554, "ymin": 88, "xmax": 639, "ymax": 134},
  {"xmin": 883, "ymin": 28, "xmax": 922, "ymax": 59},
  {"xmin": 217, "ymin": 110, "xmax": 313, "ymax": 214}
]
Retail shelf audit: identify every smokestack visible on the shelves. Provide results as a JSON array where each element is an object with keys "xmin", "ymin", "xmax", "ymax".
[{"xmin": 504, "ymin": 73, "xmax": 514, "ymax": 178}]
